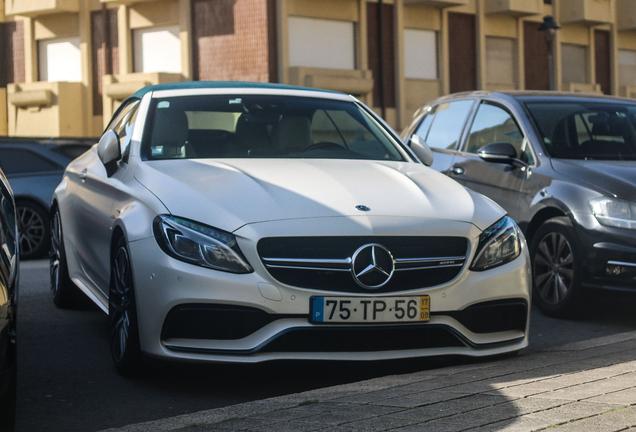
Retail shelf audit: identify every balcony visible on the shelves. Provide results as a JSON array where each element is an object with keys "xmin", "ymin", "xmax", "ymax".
[
  {"xmin": 403, "ymin": 0, "xmax": 468, "ymax": 7},
  {"xmin": 617, "ymin": 0, "xmax": 636, "ymax": 31},
  {"xmin": 102, "ymin": 72, "xmax": 183, "ymax": 127},
  {"xmin": 7, "ymin": 82, "xmax": 86, "ymax": 137},
  {"xmin": 485, "ymin": 0, "xmax": 543, "ymax": 17},
  {"xmin": 560, "ymin": 0, "xmax": 612, "ymax": 26},
  {"xmin": 5, "ymin": 0, "xmax": 78, "ymax": 17}
]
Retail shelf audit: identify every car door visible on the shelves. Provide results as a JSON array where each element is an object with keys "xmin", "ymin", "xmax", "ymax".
[
  {"xmin": 409, "ymin": 99, "xmax": 476, "ymax": 174},
  {"xmin": 448, "ymin": 101, "xmax": 534, "ymax": 223},
  {"xmin": 63, "ymin": 100, "xmax": 140, "ymax": 296}
]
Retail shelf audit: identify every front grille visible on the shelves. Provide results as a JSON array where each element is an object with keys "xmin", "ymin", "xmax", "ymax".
[
  {"xmin": 444, "ymin": 299, "xmax": 528, "ymax": 334},
  {"xmin": 258, "ymin": 236, "xmax": 468, "ymax": 293}
]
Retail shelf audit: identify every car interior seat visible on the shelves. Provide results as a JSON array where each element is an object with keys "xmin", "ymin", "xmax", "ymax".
[
  {"xmin": 271, "ymin": 115, "xmax": 311, "ymax": 153},
  {"xmin": 150, "ymin": 109, "xmax": 196, "ymax": 158}
]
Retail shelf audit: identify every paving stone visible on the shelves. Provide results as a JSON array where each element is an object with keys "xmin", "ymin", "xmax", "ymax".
[
  {"xmin": 587, "ymin": 386, "xmax": 636, "ymax": 405},
  {"xmin": 466, "ymin": 415, "xmax": 557, "ymax": 432},
  {"xmin": 543, "ymin": 406, "xmax": 636, "ymax": 432},
  {"xmin": 340, "ymin": 415, "xmax": 421, "ymax": 431},
  {"xmin": 292, "ymin": 404, "xmax": 403, "ymax": 426},
  {"xmin": 525, "ymin": 400, "xmax": 622, "ymax": 424},
  {"xmin": 533, "ymin": 373, "xmax": 636, "ymax": 402},
  {"xmin": 333, "ymin": 387, "xmax": 422, "ymax": 404},
  {"xmin": 386, "ymin": 394, "xmax": 509, "ymax": 423},
  {"xmin": 371, "ymin": 389, "xmax": 471, "ymax": 408}
]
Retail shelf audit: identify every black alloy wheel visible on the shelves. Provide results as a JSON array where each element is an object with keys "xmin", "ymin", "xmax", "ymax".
[
  {"xmin": 17, "ymin": 201, "xmax": 50, "ymax": 259},
  {"xmin": 109, "ymin": 237, "xmax": 144, "ymax": 376},
  {"xmin": 530, "ymin": 217, "xmax": 583, "ymax": 318},
  {"xmin": 50, "ymin": 207, "xmax": 79, "ymax": 308}
]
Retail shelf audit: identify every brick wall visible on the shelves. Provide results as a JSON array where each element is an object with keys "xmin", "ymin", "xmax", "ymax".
[{"xmin": 192, "ymin": 0, "xmax": 269, "ymax": 82}]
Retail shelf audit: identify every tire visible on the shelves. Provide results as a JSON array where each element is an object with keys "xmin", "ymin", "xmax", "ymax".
[
  {"xmin": 530, "ymin": 217, "xmax": 584, "ymax": 318},
  {"xmin": 109, "ymin": 236, "xmax": 145, "ymax": 376},
  {"xmin": 17, "ymin": 201, "xmax": 50, "ymax": 260},
  {"xmin": 50, "ymin": 207, "xmax": 81, "ymax": 308}
]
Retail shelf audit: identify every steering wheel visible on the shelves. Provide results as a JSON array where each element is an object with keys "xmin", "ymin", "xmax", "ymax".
[{"xmin": 302, "ymin": 142, "xmax": 346, "ymax": 152}]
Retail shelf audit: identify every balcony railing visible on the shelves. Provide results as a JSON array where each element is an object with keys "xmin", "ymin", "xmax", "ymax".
[
  {"xmin": 403, "ymin": 0, "xmax": 468, "ymax": 7},
  {"xmin": 617, "ymin": 0, "xmax": 636, "ymax": 30},
  {"xmin": 560, "ymin": 0, "xmax": 612, "ymax": 25},
  {"xmin": 5, "ymin": 0, "xmax": 78, "ymax": 17},
  {"xmin": 485, "ymin": 0, "xmax": 543, "ymax": 17}
]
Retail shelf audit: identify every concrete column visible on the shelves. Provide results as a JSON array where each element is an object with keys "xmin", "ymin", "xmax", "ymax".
[
  {"xmin": 24, "ymin": 18, "xmax": 37, "ymax": 83},
  {"xmin": 394, "ymin": 0, "xmax": 405, "ymax": 129},
  {"xmin": 440, "ymin": 9, "xmax": 450, "ymax": 95},
  {"xmin": 476, "ymin": 0, "xmax": 486, "ymax": 90},
  {"xmin": 276, "ymin": 0, "xmax": 289, "ymax": 84},
  {"xmin": 517, "ymin": 17, "xmax": 525, "ymax": 90},
  {"xmin": 118, "ymin": 5, "xmax": 132, "ymax": 74},
  {"xmin": 179, "ymin": 0, "xmax": 192, "ymax": 80},
  {"xmin": 79, "ymin": 0, "xmax": 91, "ymax": 136},
  {"xmin": 553, "ymin": 0, "xmax": 563, "ymax": 91}
]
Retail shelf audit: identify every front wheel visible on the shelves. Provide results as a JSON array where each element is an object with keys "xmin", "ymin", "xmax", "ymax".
[
  {"xmin": 530, "ymin": 217, "xmax": 583, "ymax": 318},
  {"xmin": 109, "ymin": 237, "xmax": 145, "ymax": 376},
  {"xmin": 50, "ymin": 207, "xmax": 80, "ymax": 308}
]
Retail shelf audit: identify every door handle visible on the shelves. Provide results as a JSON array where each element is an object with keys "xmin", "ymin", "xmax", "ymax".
[
  {"xmin": 78, "ymin": 169, "xmax": 88, "ymax": 181},
  {"xmin": 451, "ymin": 166, "xmax": 465, "ymax": 175}
]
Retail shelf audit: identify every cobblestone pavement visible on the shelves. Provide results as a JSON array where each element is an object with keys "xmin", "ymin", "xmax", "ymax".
[{"xmin": 101, "ymin": 331, "xmax": 636, "ymax": 432}]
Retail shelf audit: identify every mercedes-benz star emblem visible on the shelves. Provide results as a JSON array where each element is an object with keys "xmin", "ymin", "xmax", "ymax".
[{"xmin": 351, "ymin": 244, "xmax": 395, "ymax": 289}]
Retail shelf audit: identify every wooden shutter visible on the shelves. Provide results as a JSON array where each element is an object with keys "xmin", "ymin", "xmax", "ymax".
[{"xmin": 448, "ymin": 12, "xmax": 476, "ymax": 93}]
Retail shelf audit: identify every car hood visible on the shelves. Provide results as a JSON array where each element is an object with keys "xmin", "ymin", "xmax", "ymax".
[
  {"xmin": 135, "ymin": 158, "xmax": 504, "ymax": 232},
  {"xmin": 551, "ymin": 159, "xmax": 636, "ymax": 200}
]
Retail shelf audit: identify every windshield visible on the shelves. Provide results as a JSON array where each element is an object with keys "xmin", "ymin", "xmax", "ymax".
[
  {"xmin": 141, "ymin": 95, "xmax": 405, "ymax": 161},
  {"xmin": 523, "ymin": 100, "xmax": 636, "ymax": 160}
]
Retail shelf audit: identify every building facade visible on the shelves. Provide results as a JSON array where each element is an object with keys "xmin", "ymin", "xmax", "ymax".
[{"xmin": 1, "ymin": 0, "xmax": 636, "ymax": 137}]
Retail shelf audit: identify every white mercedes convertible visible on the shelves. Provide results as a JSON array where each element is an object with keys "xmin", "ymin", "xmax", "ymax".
[{"xmin": 51, "ymin": 82, "xmax": 531, "ymax": 375}]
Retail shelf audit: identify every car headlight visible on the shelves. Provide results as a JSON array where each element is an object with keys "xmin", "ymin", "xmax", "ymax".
[
  {"xmin": 470, "ymin": 216, "xmax": 521, "ymax": 271},
  {"xmin": 589, "ymin": 197, "xmax": 636, "ymax": 229},
  {"xmin": 153, "ymin": 215, "xmax": 253, "ymax": 273}
]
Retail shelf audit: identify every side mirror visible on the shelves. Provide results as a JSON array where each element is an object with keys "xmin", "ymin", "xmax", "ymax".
[
  {"xmin": 97, "ymin": 130, "xmax": 121, "ymax": 176},
  {"xmin": 408, "ymin": 134, "xmax": 434, "ymax": 166},
  {"xmin": 477, "ymin": 142, "xmax": 527, "ymax": 168}
]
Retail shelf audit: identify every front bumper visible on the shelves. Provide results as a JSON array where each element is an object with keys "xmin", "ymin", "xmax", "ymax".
[
  {"xmin": 575, "ymin": 213, "xmax": 636, "ymax": 294},
  {"xmin": 128, "ymin": 218, "xmax": 531, "ymax": 364}
]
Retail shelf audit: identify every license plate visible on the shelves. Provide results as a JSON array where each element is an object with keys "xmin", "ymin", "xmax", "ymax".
[{"xmin": 310, "ymin": 295, "xmax": 430, "ymax": 324}]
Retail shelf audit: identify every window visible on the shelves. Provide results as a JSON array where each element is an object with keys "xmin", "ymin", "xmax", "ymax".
[
  {"xmin": 415, "ymin": 100, "xmax": 475, "ymax": 150},
  {"xmin": 486, "ymin": 37, "xmax": 515, "ymax": 85},
  {"xmin": 618, "ymin": 49, "xmax": 636, "ymax": 88},
  {"xmin": 107, "ymin": 100, "xmax": 141, "ymax": 161},
  {"xmin": 523, "ymin": 101, "xmax": 636, "ymax": 160},
  {"xmin": 562, "ymin": 44, "xmax": 587, "ymax": 85},
  {"xmin": 141, "ymin": 95, "xmax": 405, "ymax": 161},
  {"xmin": 404, "ymin": 29, "xmax": 437, "ymax": 80},
  {"xmin": 288, "ymin": 17, "xmax": 355, "ymax": 70},
  {"xmin": 133, "ymin": 25, "xmax": 181, "ymax": 73},
  {"xmin": 38, "ymin": 37, "xmax": 81, "ymax": 82},
  {"xmin": 0, "ymin": 149, "xmax": 60, "ymax": 175},
  {"xmin": 466, "ymin": 103, "xmax": 533, "ymax": 164}
]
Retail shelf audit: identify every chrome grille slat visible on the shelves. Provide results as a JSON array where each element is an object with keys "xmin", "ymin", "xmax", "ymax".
[{"xmin": 257, "ymin": 236, "xmax": 468, "ymax": 293}]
